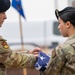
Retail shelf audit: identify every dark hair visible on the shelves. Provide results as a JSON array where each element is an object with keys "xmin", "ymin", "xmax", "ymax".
[
  {"xmin": 55, "ymin": 7, "xmax": 75, "ymax": 27},
  {"xmin": 60, "ymin": 12, "xmax": 75, "ymax": 26}
]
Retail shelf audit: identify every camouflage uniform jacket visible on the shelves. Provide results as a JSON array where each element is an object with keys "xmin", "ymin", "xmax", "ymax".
[
  {"xmin": 41, "ymin": 34, "xmax": 75, "ymax": 75},
  {"xmin": 0, "ymin": 36, "xmax": 36, "ymax": 75}
]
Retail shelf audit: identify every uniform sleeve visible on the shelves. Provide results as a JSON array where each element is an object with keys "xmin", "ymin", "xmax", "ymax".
[
  {"xmin": 0, "ymin": 37, "xmax": 12, "ymax": 63},
  {"xmin": 43, "ymin": 45, "xmax": 66, "ymax": 75},
  {"xmin": 0, "ymin": 37, "xmax": 36, "ymax": 69},
  {"xmin": 4, "ymin": 51, "xmax": 36, "ymax": 68}
]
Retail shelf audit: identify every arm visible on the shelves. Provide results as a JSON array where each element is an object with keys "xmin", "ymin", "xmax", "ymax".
[
  {"xmin": 42, "ymin": 45, "xmax": 66, "ymax": 75},
  {"xmin": 0, "ymin": 37, "xmax": 40, "ymax": 68},
  {"xmin": 4, "ymin": 48, "xmax": 41, "ymax": 68},
  {"xmin": 4, "ymin": 51, "xmax": 36, "ymax": 68}
]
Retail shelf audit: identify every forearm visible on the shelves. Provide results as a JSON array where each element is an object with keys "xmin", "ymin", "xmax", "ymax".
[
  {"xmin": 4, "ymin": 51, "xmax": 36, "ymax": 68},
  {"xmin": 0, "ymin": 38, "xmax": 38, "ymax": 69}
]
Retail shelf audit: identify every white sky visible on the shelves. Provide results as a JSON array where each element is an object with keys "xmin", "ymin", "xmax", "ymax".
[
  {"xmin": 6, "ymin": 0, "xmax": 68, "ymax": 22},
  {"xmin": 1, "ymin": 0, "xmax": 69, "ymax": 50}
]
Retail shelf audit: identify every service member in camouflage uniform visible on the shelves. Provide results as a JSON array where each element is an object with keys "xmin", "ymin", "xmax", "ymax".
[
  {"xmin": 40, "ymin": 7, "xmax": 75, "ymax": 75},
  {"xmin": 1, "ymin": 0, "xmax": 75, "ymax": 75},
  {"xmin": 0, "ymin": 0, "xmax": 40, "ymax": 75}
]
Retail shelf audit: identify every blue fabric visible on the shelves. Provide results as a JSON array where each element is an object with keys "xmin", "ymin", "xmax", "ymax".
[
  {"xmin": 12, "ymin": 0, "xmax": 25, "ymax": 18},
  {"xmin": 35, "ymin": 51, "xmax": 50, "ymax": 71}
]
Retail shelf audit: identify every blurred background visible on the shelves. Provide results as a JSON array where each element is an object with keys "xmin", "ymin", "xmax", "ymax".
[
  {"xmin": 0, "ymin": 0, "xmax": 75, "ymax": 51},
  {"xmin": 0, "ymin": 0, "xmax": 75, "ymax": 75}
]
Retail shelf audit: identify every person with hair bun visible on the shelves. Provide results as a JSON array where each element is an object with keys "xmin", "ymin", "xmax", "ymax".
[{"xmin": 39, "ymin": 6, "xmax": 75, "ymax": 75}]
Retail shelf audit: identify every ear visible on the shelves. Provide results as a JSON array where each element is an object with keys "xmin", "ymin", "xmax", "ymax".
[{"xmin": 66, "ymin": 21, "xmax": 71, "ymax": 28}]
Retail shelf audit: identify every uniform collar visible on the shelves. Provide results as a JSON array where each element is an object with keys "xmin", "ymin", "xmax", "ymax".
[{"xmin": 66, "ymin": 34, "xmax": 75, "ymax": 41}]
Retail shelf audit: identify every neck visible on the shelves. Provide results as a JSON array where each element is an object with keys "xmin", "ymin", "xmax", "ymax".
[{"xmin": 68, "ymin": 30, "xmax": 75, "ymax": 37}]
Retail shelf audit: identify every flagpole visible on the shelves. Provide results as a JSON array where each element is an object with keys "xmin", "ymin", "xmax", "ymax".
[
  {"xmin": 12, "ymin": 0, "xmax": 27, "ymax": 75},
  {"xmin": 19, "ymin": 15, "xmax": 27, "ymax": 75},
  {"xmin": 19, "ymin": 14, "xmax": 24, "ymax": 50}
]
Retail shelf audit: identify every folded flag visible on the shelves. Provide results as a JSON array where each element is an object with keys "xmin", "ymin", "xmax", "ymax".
[{"xmin": 35, "ymin": 51, "xmax": 50, "ymax": 71}]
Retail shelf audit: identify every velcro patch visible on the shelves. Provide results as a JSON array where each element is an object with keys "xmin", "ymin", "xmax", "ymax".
[{"xmin": 1, "ymin": 41, "xmax": 9, "ymax": 49}]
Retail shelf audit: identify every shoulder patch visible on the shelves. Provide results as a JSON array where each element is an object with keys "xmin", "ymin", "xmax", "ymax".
[{"xmin": 1, "ymin": 41, "xmax": 9, "ymax": 49}]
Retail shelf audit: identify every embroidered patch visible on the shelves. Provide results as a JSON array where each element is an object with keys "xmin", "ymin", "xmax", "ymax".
[{"xmin": 1, "ymin": 41, "xmax": 9, "ymax": 49}]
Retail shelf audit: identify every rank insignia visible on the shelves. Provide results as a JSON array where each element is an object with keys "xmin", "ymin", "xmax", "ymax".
[{"xmin": 1, "ymin": 41, "xmax": 9, "ymax": 49}]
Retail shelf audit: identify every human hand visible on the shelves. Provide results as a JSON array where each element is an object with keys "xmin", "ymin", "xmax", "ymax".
[{"xmin": 29, "ymin": 47, "xmax": 41, "ymax": 57}]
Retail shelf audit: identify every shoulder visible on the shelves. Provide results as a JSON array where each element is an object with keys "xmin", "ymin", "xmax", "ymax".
[
  {"xmin": 52, "ymin": 43, "xmax": 72, "ymax": 58},
  {"xmin": 0, "ymin": 36, "xmax": 10, "ymax": 53},
  {"xmin": 54, "ymin": 43, "xmax": 75, "ymax": 61},
  {"xmin": 61, "ymin": 42, "xmax": 74, "ymax": 54}
]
